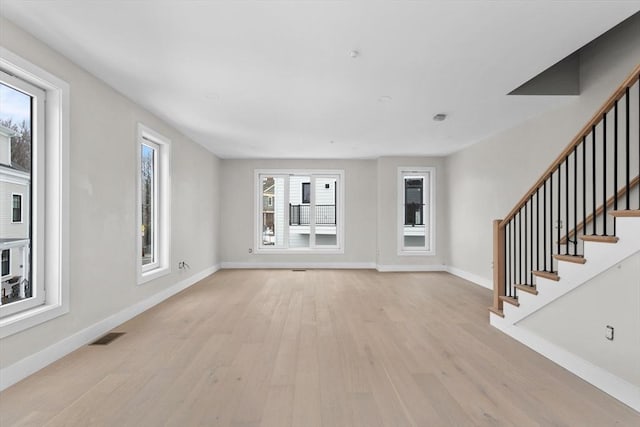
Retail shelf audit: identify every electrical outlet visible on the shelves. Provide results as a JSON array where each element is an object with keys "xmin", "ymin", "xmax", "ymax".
[{"xmin": 605, "ymin": 325, "xmax": 614, "ymax": 341}]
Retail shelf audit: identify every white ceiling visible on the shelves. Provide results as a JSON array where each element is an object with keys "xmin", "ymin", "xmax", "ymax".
[{"xmin": 1, "ymin": 1, "xmax": 639, "ymax": 159}]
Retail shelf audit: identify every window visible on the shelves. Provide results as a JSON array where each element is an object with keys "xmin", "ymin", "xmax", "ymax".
[
  {"xmin": 11, "ymin": 193, "xmax": 22, "ymax": 222},
  {"xmin": 256, "ymin": 170, "xmax": 344, "ymax": 253},
  {"xmin": 302, "ymin": 182, "xmax": 310, "ymax": 204},
  {"xmin": 1, "ymin": 250, "xmax": 9, "ymax": 277},
  {"xmin": 0, "ymin": 47, "xmax": 69, "ymax": 338},
  {"xmin": 137, "ymin": 124, "xmax": 170, "ymax": 284},
  {"xmin": 398, "ymin": 167, "xmax": 435, "ymax": 255},
  {"xmin": 141, "ymin": 141, "xmax": 158, "ymax": 268}
]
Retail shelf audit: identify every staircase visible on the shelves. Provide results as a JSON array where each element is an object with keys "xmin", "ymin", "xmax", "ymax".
[
  {"xmin": 491, "ymin": 210, "xmax": 640, "ymax": 324},
  {"xmin": 489, "ymin": 64, "xmax": 640, "ymax": 411}
]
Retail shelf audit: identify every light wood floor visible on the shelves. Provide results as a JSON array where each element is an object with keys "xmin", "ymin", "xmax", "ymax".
[{"xmin": 1, "ymin": 270, "xmax": 638, "ymax": 426}]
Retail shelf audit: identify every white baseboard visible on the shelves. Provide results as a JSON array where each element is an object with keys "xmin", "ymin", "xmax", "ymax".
[
  {"xmin": 0, "ymin": 264, "xmax": 220, "ymax": 391},
  {"xmin": 446, "ymin": 266, "xmax": 492, "ymax": 289},
  {"xmin": 376, "ymin": 264, "xmax": 446, "ymax": 272},
  {"xmin": 491, "ymin": 317, "xmax": 640, "ymax": 413},
  {"xmin": 220, "ymin": 262, "xmax": 376, "ymax": 269}
]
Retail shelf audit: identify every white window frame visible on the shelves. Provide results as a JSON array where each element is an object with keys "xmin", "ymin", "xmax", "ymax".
[
  {"xmin": 11, "ymin": 193, "xmax": 23, "ymax": 223},
  {"xmin": 397, "ymin": 167, "xmax": 436, "ymax": 256},
  {"xmin": 0, "ymin": 48, "xmax": 70, "ymax": 338},
  {"xmin": 254, "ymin": 169, "xmax": 344, "ymax": 254},
  {"xmin": 136, "ymin": 123, "xmax": 171, "ymax": 284}
]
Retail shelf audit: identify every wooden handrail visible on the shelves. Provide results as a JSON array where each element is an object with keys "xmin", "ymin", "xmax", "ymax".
[
  {"xmin": 500, "ymin": 63, "xmax": 640, "ymax": 228},
  {"xmin": 559, "ymin": 175, "xmax": 640, "ymax": 244}
]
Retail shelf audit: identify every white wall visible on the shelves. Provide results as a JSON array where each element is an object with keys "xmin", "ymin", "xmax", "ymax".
[
  {"xmin": 0, "ymin": 18, "xmax": 221, "ymax": 368},
  {"xmin": 519, "ymin": 251, "xmax": 640, "ymax": 387},
  {"xmin": 377, "ymin": 157, "xmax": 448, "ymax": 269},
  {"xmin": 445, "ymin": 15, "xmax": 640, "ymax": 283},
  {"xmin": 220, "ymin": 159, "xmax": 377, "ymax": 266}
]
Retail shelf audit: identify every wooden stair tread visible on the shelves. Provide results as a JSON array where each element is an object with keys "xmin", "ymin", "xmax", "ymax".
[
  {"xmin": 488, "ymin": 307, "xmax": 505, "ymax": 318},
  {"xmin": 581, "ymin": 235, "xmax": 619, "ymax": 243},
  {"xmin": 610, "ymin": 210, "xmax": 640, "ymax": 217},
  {"xmin": 554, "ymin": 254, "xmax": 586, "ymax": 264},
  {"xmin": 499, "ymin": 296, "xmax": 519, "ymax": 307},
  {"xmin": 514, "ymin": 284, "xmax": 538, "ymax": 295},
  {"xmin": 533, "ymin": 271, "xmax": 560, "ymax": 281}
]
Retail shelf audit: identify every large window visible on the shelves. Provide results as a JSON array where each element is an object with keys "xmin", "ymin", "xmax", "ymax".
[
  {"xmin": 137, "ymin": 124, "xmax": 170, "ymax": 284},
  {"xmin": 0, "ymin": 48, "xmax": 69, "ymax": 338},
  {"xmin": 256, "ymin": 170, "xmax": 344, "ymax": 253},
  {"xmin": 398, "ymin": 167, "xmax": 435, "ymax": 255}
]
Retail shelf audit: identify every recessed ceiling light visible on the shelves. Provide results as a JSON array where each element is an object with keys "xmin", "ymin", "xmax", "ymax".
[
  {"xmin": 350, "ymin": 50, "xmax": 360, "ymax": 58},
  {"xmin": 378, "ymin": 96, "xmax": 392, "ymax": 102},
  {"xmin": 433, "ymin": 113, "xmax": 447, "ymax": 121}
]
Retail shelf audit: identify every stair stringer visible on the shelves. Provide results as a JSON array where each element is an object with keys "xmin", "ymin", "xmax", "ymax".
[{"xmin": 491, "ymin": 216, "xmax": 640, "ymax": 327}]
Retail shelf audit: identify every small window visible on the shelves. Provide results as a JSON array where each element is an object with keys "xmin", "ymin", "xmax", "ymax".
[
  {"xmin": 11, "ymin": 194, "xmax": 22, "ymax": 223},
  {"xmin": 1, "ymin": 250, "xmax": 9, "ymax": 277},
  {"xmin": 302, "ymin": 182, "xmax": 310, "ymax": 204},
  {"xmin": 137, "ymin": 124, "xmax": 171, "ymax": 284}
]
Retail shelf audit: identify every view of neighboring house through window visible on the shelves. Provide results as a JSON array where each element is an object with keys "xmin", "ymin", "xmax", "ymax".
[
  {"xmin": 398, "ymin": 167, "xmax": 435, "ymax": 255},
  {"xmin": 0, "ymin": 77, "xmax": 36, "ymax": 311},
  {"xmin": 257, "ymin": 170, "xmax": 343, "ymax": 252},
  {"xmin": 12, "ymin": 194, "xmax": 22, "ymax": 222}
]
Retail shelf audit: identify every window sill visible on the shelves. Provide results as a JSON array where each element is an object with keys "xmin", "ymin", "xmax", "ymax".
[
  {"xmin": 138, "ymin": 266, "xmax": 171, "ymax": 285},
  {"xmin": 0, "ymin": 301, "xmax": 68, "ymax": 339},
  {"xmin": 397, "ymin": 250, "xmax": 436, "ymax": 257},
  {"xmin": 255, "ymin": 248, "xmax": 345, "ymax": 255}
]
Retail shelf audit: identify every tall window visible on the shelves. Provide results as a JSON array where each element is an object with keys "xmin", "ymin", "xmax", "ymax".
[
  {"xmin": 141, "ymin": 141, "xmax": 158, "ymax": 268},
  {"xmin": 12, "ymin": 194, "xmax": 22, "ymax": 223},
  {"xmin": 256, "ymin": 170, "xmax": 344, "ymax": 253},
  {"xmin": 1, "ymin": 250, "xmax": 9, "ymax": 277},
  {"xmin": 137, "ymin": 124, "xmax": 170, "ymax": 284},
  {"xmin": 302, "ymin": 182, "xmax": 310, "ymax": 204},
  {"xmin": 398, "ymin": 167, "xmax": 435, "ymax": 255},
  {"xmin": 0, "ymin": 48, "xmax": 68, "ymax": 338}
]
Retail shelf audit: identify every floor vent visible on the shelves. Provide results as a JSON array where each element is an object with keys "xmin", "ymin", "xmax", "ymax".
[
  {"xmin": 90, "ymin": 332, "xmax": 125, "ymax": 346},
  {"xmin": 292, "ymin": 269, "xmax": 307, "ymax": 272}
]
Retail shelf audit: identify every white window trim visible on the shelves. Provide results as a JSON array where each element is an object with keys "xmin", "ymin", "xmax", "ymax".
[
  {"xmin": 11, "ymin": 193, "xmax": 23, "ymax": 223},
  {"xmin": 136, "ymin": 123, "xmax": 171, "ymax": 284},
  {"xmin": 397, "ymin": 167, "xmax": 436, "ymax": 256},
  {"xmin": 0, "ymin": 47, "xmax": 70, "ymax": 339},
  {"xmin": 254, "ymin": 169, "xmax": 345, "ymax": 254}
]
